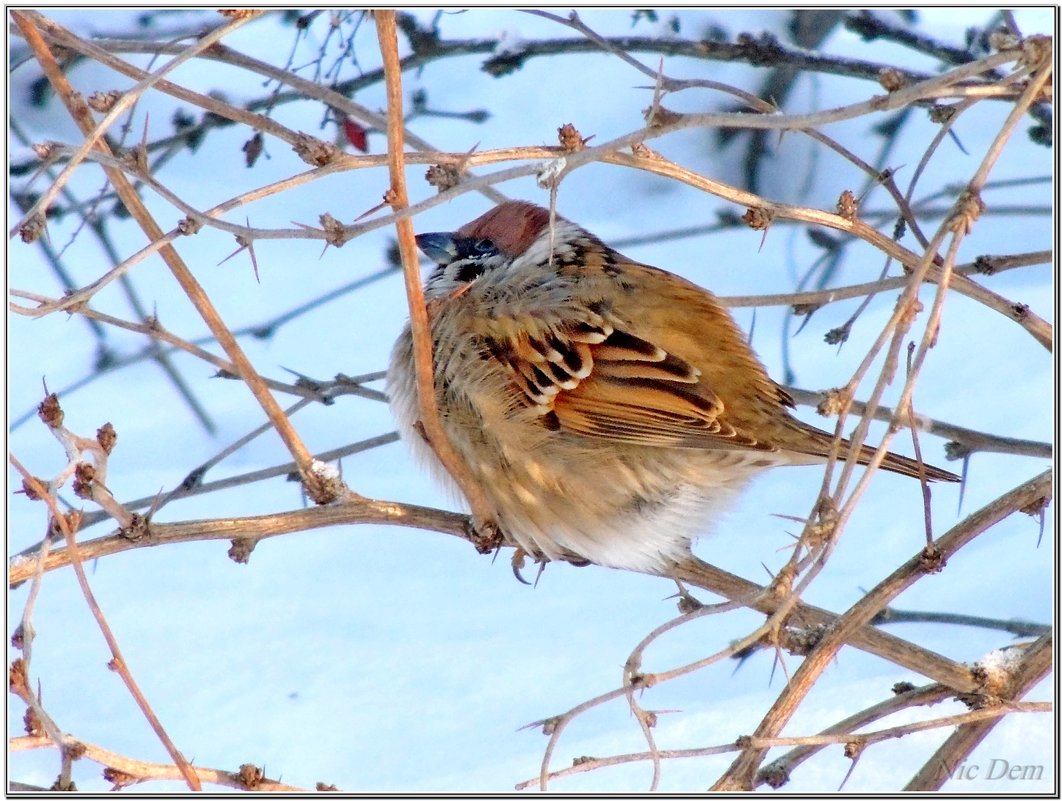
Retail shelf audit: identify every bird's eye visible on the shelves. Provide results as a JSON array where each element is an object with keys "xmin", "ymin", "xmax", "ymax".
[{"xmin": 452, "ymin": 237, "xmax": 499, "ymax": 282}]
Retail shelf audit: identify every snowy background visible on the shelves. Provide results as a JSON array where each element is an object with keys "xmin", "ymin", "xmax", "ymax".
[{"xmin": 8, "ymin": 7, "xmax": 1054, "ymax": 793}]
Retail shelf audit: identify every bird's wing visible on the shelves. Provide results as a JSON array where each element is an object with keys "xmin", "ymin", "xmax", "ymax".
[{"xmin": 481, "ymin": 315, "xmax": 775, "ymax": 451}]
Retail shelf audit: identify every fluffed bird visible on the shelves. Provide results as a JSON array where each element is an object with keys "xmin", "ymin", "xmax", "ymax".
[{"xmin": 388, "ymin": 201, "xmax": 958, "ymax": 574}]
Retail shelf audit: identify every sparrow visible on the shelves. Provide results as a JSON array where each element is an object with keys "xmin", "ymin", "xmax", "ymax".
[{"xmin": 387, "ymin": 201, "xmax": 959, "ymax": 575}]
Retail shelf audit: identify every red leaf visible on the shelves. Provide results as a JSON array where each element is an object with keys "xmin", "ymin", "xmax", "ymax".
[{"xmin": 342, "ymin": 117, "xmax": 369, "ymax": 153}]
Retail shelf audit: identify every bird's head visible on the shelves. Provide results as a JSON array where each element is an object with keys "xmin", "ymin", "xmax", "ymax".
[{"xmin": 416, "ymin": 202, "xmax": 580, "ymax": 295}]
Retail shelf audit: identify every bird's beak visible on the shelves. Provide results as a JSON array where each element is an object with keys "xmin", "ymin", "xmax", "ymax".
[{"xmin": 414, "ymin": 232, "xmax": 457, "ymax": 266}]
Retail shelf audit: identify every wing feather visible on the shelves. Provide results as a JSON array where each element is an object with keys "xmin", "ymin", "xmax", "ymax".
[{"xmin": 482, "ymin": 320, "xmax": 776, "ymax": 451}]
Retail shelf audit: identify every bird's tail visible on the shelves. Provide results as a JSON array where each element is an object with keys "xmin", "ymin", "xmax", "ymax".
[
  {"xmin": 784, "ymin": 421, "xmax": 960, "ymax": 482},
  {"xmin": 855, "ymin": 442, "xmax": 960, "ymax": 482}
]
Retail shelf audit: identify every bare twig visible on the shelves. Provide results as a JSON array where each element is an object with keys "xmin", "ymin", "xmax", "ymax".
[
  {"xmin": 11, "ymin": 10, "xmax": 343, "ymax": 506},
  {"xmin": 10, "ymin": 733, "xmax": 309, "ymax": 792},
  {"xmin": 10, "ymin": 459, "xmax": 202, "ymax": 790},
  {"xmin": 906, "ymin": 633, "xmax": 1053, "ymax": 790},
  {"xmin": 710, "ymin": 468, "xmax": 1052, "ymax": 789},
  {"xmin": 9, "ymin": 498, "xmax": 471, "ymax": 587},
  {"xmin": 374, "ymin": 10, "xmax": 501, "ymax": 546}
]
